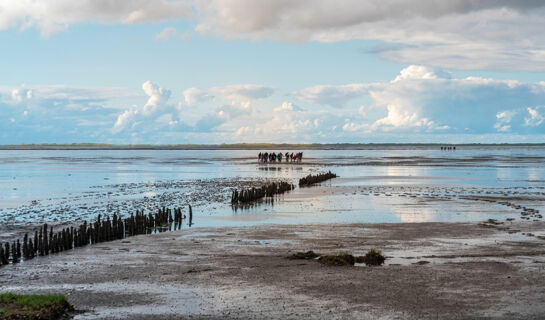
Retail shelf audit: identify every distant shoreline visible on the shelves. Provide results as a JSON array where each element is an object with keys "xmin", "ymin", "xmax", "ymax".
[{"xmin": 1, "ymin": 143, "xmax": 545, "ymax": 150}]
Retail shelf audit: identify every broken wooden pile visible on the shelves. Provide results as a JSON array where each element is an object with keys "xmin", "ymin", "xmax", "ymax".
[
  {"xmin": 231, "ymin": 181, "xmax": 294, "ymax": 205},
  {"xmin": 0, "ymin": 205, "xmax": 193, "ymax": 267},
  {"xmin": 299, "ymin": 171, "xmax": 337, "ymax": 187}
]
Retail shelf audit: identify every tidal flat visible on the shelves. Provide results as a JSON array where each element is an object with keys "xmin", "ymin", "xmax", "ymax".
[{"xmin": 1, "ymin": 147, "xmax": 544, "ymax": 318}]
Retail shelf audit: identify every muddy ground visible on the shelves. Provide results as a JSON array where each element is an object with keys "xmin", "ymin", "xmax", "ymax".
[{"xmin": 1, "ymin": 221, "xmax": 545, "ymax": 319}]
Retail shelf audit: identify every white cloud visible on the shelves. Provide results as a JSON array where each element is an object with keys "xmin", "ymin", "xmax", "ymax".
[
  {"xmin": 3, "ymin": 65, "xmax": 545, "ymax": 144},
  {"xmin": 273, "ymin": 101, "xmax": 303, "ymax": 112},
  {"xmin": 192, "ymin": 1, "xmax": 545, "ymax": 71},
  {"xmin": 0, "ymin": 0, "xmax": 192, "ymax": 36},
  {"xmin": 0, "ymin": 84, "xmax": 133, "ymax": 108},
  {"xmin": 294, "ymin": 84, "xmax": 369, "ymax": 107},
  {"xmin": 182, "ymin": 87, "xmax": 213, "ymax": 106},
  {"xmin": 210, "ymin": 84, "xmax": 274, "ymax": 101},
  {"xmin": 393, "ymin": 65, "xmax": 440, "ymax": 82},
  {"xmin": 155, "ymin": 27, "xmax": 191, "ymax": 41},
  {"xmin": 113, "ymin": 80, "xmax": 175, "ymax": 133},
  {"xmin": 156, "ymin": 27, "xmax": 177, "ymax": 41},
  {"xmin": 3, "ymin": 1, "xmax": 545, "ymax": 70},
  {"xmin": 295, "ymin": 65, "xmax": 545, "ymax": 133},
  {"xmin": 525, "ymin": 107, "xmax": 545, "ymax": 127}
]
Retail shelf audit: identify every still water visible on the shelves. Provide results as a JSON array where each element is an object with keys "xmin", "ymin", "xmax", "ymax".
[{"xmin": 1, "ymin": 148, "xmax": 544, "ymax": 226}]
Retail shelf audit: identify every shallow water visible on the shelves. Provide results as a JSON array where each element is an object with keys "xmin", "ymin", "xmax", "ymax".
[{"xmin": 1, "ymin": 148, "xmax": 544, "ymax": 227}]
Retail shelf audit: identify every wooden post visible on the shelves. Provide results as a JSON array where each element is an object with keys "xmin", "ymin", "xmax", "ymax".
[
  {"xmin": 12, "ymin": 241, "xmax": 18, "ymax": 263},
  {"xmin": 16, "ymin": 240, "xmax": 21, "ymax": 260},
  {"xmin": 23, "ymin": 233, "xmax": 28, "ymax": 259},
  {"xmin": 33, "ymin": 230, "xmax": 38, "ymax": 255},
  {"xmin": 49, "ymin": 226, "xmax": 53, "ymax": 253},
  {"xmin": 43, "ymin": 224, "xmax": 49, "ymax": 255},
  {"xmin": 28, "ymin": 238, "xmax": 34, "ymax": 259},
  {"xmin": 189, "ymin": 205, "xmax": 193, "ymax": 227},
  {"xmin": 4, "ymin": 242, "xmax": 10, "ymax": 264},
  {"xmin": 38, "ymin": 228, "xmax": 43, "ymax": 256}
]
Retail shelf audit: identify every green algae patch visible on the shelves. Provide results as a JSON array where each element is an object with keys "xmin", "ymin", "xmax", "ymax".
[
  {"xmin": 286, "ymin": 251, "xmax": 320, "ymax": 260},
  {"xmin": 318, "ymin": 252, "xmax": 356, "ymax": 266},
  {"xmin": 0, "ymin": 293, "xmax": 73, "ymax": 320}
]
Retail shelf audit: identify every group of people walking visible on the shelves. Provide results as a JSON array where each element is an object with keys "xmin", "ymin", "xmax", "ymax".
[
  {"xmin": 258, "ymin": 152, "xmax": 303, "ymax": 163},
  {"xmin": 440, "ymin": 146, "xmax": 456, "ymax": 151}
]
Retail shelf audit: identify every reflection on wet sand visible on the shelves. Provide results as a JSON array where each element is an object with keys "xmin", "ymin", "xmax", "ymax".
[{"xmin": 0, "ymin": 148, "xmax": 543, "ymax": 236}]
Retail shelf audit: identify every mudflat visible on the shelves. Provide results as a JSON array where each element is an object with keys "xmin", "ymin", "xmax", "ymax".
[{"xmin": 1, "ymin": 221, "xmax": 544, "ymax": 319}]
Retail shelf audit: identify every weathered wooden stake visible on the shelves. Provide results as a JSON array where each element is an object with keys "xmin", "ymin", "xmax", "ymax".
[
  {"xmin": 189, "ymin": 205, "xmax": 193, "ymax": 227},
  {"xmin": 12, "ymin": 241, "xmax": 18, "ymax": 263},
  {"xmin": 43, "ymin": 223, "xmax": 49, "ymax": 255}
]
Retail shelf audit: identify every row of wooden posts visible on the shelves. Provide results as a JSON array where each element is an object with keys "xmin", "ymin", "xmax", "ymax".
[
  {"xmin": 0, "ymin": 205, "xmax": 193, "ymax": 267},
  {"xmin": 231, "ymin": 181, "xmax": 295, "ymax": 205},
  {"xmin": 299, "ymin": 171, "xmax": 338, "ymax": 187}
]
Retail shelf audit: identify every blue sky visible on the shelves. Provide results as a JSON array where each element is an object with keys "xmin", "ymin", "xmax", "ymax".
[{"xmin": 1, "ymin": 0, "xmax": 545, "ymax": 144}]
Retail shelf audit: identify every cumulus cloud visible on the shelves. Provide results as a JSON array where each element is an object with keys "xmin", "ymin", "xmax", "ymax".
[
  {"xmin": 274, "ymin": 101, "xmax": 303, "ymax": 112},
  {"xmin": 0, "ymin": 0, "xmax": 192, "ymax": 36},
  {"xmin": 113, "ymin": 80, "xmax": 174, "ymax": 132},
  {"xmin": 2, "ymin": 66, "xmax": 545, "ymax": 144},
  {"xmin": 231, "ymin": 102, "xmax": 328, "ymax": 142},
  {"xmin": 0, "ymin": 84, "xmax": 134, "ymax": 143},
  {"xmin": 295, "ymin": 65, "xmax": 545, "ymax": 134}
]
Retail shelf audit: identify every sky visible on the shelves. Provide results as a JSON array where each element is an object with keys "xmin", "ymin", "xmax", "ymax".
[{"xmin": 1, "ymin": 0, "xmax": 545, "ymax": 144}]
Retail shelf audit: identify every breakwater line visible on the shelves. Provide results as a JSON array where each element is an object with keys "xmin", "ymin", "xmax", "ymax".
[
  {"xmin": 299, "ymin": 171, "xmax": 338, "ymax": 187},
  {"xmin": 0, "ymin": 205, "xmax": 193, "ymax": 267}
]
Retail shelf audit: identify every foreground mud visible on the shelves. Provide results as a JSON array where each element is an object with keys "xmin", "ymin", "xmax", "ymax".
[{"xmin": 1, "ymin": 221, "xmax": 545, "ymax": 319}]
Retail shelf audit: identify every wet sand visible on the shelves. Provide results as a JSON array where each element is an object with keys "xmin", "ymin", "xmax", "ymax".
[{"xmin": 1, "ymin": 221, "xmax": 544, "ymax": 319}]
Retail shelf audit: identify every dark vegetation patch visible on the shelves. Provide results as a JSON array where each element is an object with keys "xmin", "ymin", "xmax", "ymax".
[
  {"xmin": 286, "ymin": 251, "xmax": 319, "ymax": 260},
  {"xmin": 357, "ymin": 249, "xmax": 386, "ymax": 266},
  {"xmin": 319, "ymin": 252, "xmax": 355, "ymax": 266},
  {"xmin": 288, "ymin": 249, "xmax": 386, "ymax": 266},
  {"xmin": 0, "ymin": 293, "xmax": 74, "ymax": 320}
]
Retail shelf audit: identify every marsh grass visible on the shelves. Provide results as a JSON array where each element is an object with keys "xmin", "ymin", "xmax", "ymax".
[{"xmin": 0, "ymin": 292, "xmax": 73, "ymax": 319}]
